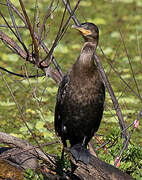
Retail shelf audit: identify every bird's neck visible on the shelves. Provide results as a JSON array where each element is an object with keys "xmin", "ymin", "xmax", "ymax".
[
  {"xmin": 81, "ymin": 41, "xmax": 97, "ymax": 54},
  {"xmin": 77, "ymin": 41, "xmax": 97, "ymax": 69}
]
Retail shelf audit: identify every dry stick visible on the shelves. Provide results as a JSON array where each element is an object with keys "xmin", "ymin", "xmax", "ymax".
[
  {"xmin": 7, "ymin": 0, "xmax": 23, "ymax": 44},
  {"xmin": 62, "ymin": 0, "xmax": 127, "ymax": 140},
  {"xmin": 111, "ymin": 1, "xmax": 141, "ymax": 99},
  {"xmin": 101, "ymin": 49, "xmax": 142, "ymax": 101},
  {"xmin": 49, "ymin": 0, "xmax": 82, "ymax": 66},
  {"xmin": 19, "ymin": 0, "xmax": 39, "ymax": 64},
  {"xmin": 23, "ymin": 65, "xmax": 52, "ymax": 133},
  {"xmin": 8, "ymin": 0, "xmax": 63, "ymax": 78},
  {"xmin": 114, "ymin": 108, "xmax": 142, "ymax": 166},
  {"xmin": 57, "ymin": 0, "xmax": 81, "ymax": 43},
  {"xmin": 119, "ymin": 28, "xmax": 141, "ymax": 99},
  {"xmin": 32, "ymin": 0, "xmax": 38, "ymax": 57},
  {"xmin": 0, "ymin": 66, "xmax": 45, "ymax": 78},
  {"xmin": 0, "ymin": 71, "xmax": 55, "ymax": 166},
  {"xmin": 136, "ymin": 26, "xmax": 142, "ymax": 62},
  {"xmin": 107, "ymin": 41, "xmax": 121, "ymax": 77},
  {"xmin": 38, "ymin": 0, "xmax": 54, "ymax": 44},
  {"xmin": 97, "ymin": 112, "xmax": 141, "ymax": 152},
  {"xmin": 62, "ymin": 0, "xmax": 80, "ymax": 26},
  {"xmin": 41, "ymin": 2, "xmax": 68, "ymax": 65},
  {"xmin": 0, "ymin": 25, "xmax": 26, "ymax": 28},
  {"xmin": 39, "ymin": 0, "xmax": 60, "ymax": 44},
  {"xmin": 0, "ymin": 11, "xmax": 29, "ymax": 58},
  {"xmin": 0, "ymin": 30, "xmax": 44, "ymax": 78},
  {"xmin": 41, "ymin": 0, "xmax": 81, "ymax": 69},
  {"xmin": 7, "ymin": 1, "xmax": 28, "ymax": 27},
  {"xmin": 0, "ymin": 30, "xmax": 29, "ymax": 60},
  {"xmin": 0, "ymin": 30, "xmax": 61, "ymax": 83},
  {"xmin": 0, "ymin": 6, "xmax": 62, "ymax": 81},
  {"xmin": 94, "ymin": 55, "xmax": 127, "ymax": 140},
  {"xmin": 34, "ymin": 0, "xmax": 40, "ymax": 34},
  {"xmin": 6, "ymin": 0, "xmax": 29, "ymax": 61}
]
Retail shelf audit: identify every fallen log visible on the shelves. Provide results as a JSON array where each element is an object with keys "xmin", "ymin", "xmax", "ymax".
[
  {"xmin": 69, "ymin": 153, "xmax": 134, "ymax": 180},
  {"xmin": 0, "ymin": 132, "xmax": 134, "ymax": 179}
]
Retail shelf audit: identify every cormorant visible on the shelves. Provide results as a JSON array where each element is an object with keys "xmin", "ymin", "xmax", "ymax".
[{"xmin": 54, "ymin": 22, "xmax": 105, "ymax": 165}]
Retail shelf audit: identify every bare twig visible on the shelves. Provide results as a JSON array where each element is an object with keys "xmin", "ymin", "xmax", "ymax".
[
  {"xmin": 38, "ymin": 0, "xmax": 54, "ymax": 43},
  {"xmin": 0, "ymin": 30, "xmax": 29, "ymax": 59},
  {"xmin": 0, "ymin": 66, "xmax": 45, "ymax": 78},
  {"xmin": 19, "ymin": 0, "xmax": 39, "ymax": 64},
  {"xmin": 2, "ymin": 0, "xmax": 63, "ymax": 78},
  {"xmin": 6, "ymin": 1, "xmax": 28, "ymax": 26},
  {"xmin": 0, "ymin": 71, "xmax": 55, "ymax": 166},
  {"xmin": 0, "ymin": 29, "xmax": 62, "ymax": 83},
  {"xmin": 7, "ymin": 0, "xmax": 23, "ymax": 44},
  {"xmin": 95, "ymin": 54, "xmax": 127, "ymax": 140},
  {"xmin": 0, "ymin": 25, "xmax": 26, "ymax": 28},
  {"xmin": 40, "ymin": 0, "xmax": 81, "ymax": 73},
  {"xmin": 62, "ymin": 0, "xmax": 80, "ymax": 26},
  {"xmin": 100, "ymin": 48, "xmax": 142, "ymax": 101},
  {"xmin": 111, "ymin": 1, "xmax": 141, "ymax": 99},
  {"xmin": 41, "ymin": 1, "xmax": 68, "ymax": 65},
  {"xmin": 0, "ymin": 10, "xmax": 29, "ymax": 58}
]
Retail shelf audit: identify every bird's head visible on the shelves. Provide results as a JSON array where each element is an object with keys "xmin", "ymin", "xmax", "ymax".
[{"xmin": 72, "ymin": 22, "xmax": 99, "ymax": 43}]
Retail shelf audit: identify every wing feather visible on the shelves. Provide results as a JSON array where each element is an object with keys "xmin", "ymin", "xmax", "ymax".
[{"xmin": 54, "ymin": 75, "xmax": 69, "ymax": 135}]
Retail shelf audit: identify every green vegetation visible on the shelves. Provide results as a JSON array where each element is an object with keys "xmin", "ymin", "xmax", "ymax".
[
  {"xmin": 0, "ymin": 0, "xmax": 142, "ymax": 179},
  {"xmin": 98, "ymin": 129, "xmax": 142, "ymax": 179}
]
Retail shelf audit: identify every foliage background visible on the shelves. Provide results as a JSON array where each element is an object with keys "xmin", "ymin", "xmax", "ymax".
[{"xmin": 0, "ymin": 0, "xmax": 142, "ymax": 179}]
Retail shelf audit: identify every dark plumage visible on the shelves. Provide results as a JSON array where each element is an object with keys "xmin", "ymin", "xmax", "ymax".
[{"xmin": 54, "ymin": 22, "xmax": 105, "ymax": 165}]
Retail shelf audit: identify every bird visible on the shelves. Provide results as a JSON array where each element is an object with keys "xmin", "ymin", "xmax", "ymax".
[{"xmin": 54, "ymin": 22, "xmax": 105, "ymax": 165}]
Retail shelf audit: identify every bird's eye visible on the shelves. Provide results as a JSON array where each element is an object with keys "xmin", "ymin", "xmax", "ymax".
[{"xmin": 81, "ymin": 29, "xmax": 91, "ymax": 35}]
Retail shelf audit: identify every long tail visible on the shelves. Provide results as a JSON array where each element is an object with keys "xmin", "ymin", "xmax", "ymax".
[{"xmin": 70, "ymin": 144, "xmax": 90, "ymax": 165}]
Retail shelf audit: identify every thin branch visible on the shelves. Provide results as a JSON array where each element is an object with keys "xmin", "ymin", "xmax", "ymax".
[
  {"xmin": 0, "ymin": 10, "xmax": 29, "ymax": 58},
  {"xmin": 0, "ymin": 29, "xmax": 29, "ymax": 60},
  {"xmin": 57, "ymin": 0, "xmax": 81, "ymax": 43},
  {"xmin": 111, "ymin": 0, "xmax": 141, "ymax": 100},
  {"xmin": 62, "ymin": 0, "xmax": 80, "ymax": 26},
  {"xmin": 100, "ymin": 48, "xmax": 142, "ymax": 102},
  {"xmin": 7, "ymin": 0, "xmax": 23, "ymax": 44},
  {"xmin": 41, "ymin": 2, "xmax": 68, "ymax": 65},
  {"xmin": 5, "ymin": 1, "xmax": 27, "ymax": 26},
  {"xmin": 0, "ymin": 66, "xmax": 45, "ymax": 78},
  {"xmin": 113, "ymin": 108, "xmax": 142, "ymax": 166},
  {"xmin": 41, "ymin": 0, "xmax": 81, "ymax": 66},
  {"xmin": 0, "ymin": 30, "xmax": 62, "ymax": 84},
  {"xmin": 119, "ymin": 29, "xmax": 141, "ymax": 98},
  {"xmin": 0, "ymin": 25, "xmax": 26, "ymax": 28},
  {"xmin": 95, "ymin": 54, "xmax": 127, "ymax": 140},
  {"xmin": 4, "ymin": 0, "xmax": 63, "ymax": 78},
  {"xmin": 38, "ymin": 0, "xmax": 54, "ymax": 44},
  {"xmin": 19, "ymin": 0, "xmax": 39, "ymax": 64},
  {"xmin": 0, "ymin": 71, "xmax": 55, "ymax": 165}
]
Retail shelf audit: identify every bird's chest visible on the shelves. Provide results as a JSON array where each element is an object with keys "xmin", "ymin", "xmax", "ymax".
[{"xmin": 66, "ymin": 74, "xmax": 100, "ymax": 106}]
